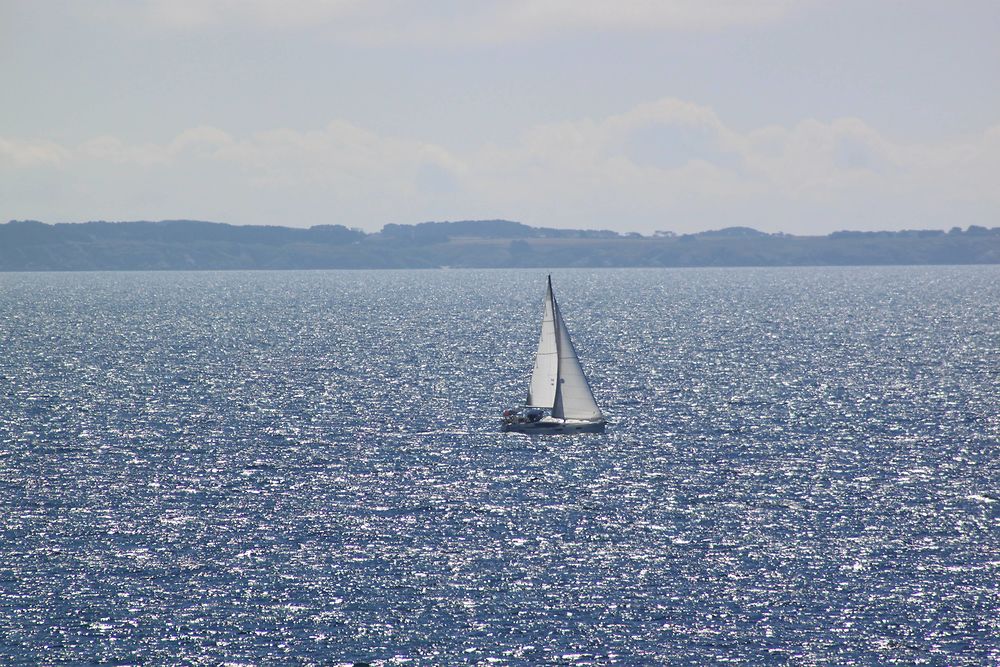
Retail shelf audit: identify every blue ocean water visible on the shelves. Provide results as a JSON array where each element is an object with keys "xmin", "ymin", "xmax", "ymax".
[{"xmin": 0, "ymin": 267, "xmax": 997, "ymax": 665}]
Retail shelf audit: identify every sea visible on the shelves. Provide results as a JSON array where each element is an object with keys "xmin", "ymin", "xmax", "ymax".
[{"xmin": 0, "ymin": 266, "xmax": 997, "ymax": 666}]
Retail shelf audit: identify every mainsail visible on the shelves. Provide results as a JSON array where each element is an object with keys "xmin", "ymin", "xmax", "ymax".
[{"xmin": 527, "ymin": 276, "xmax": 603, "ymax": 422}]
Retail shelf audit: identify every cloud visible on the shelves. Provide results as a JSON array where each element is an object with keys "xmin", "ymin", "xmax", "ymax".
[
  {"xmin": 3, "ymin": 99, "xmax": 998, "ymax": 233},
  {"xmin": 0, "ymin": 137, "xmax": 72, "ymax": 168}
]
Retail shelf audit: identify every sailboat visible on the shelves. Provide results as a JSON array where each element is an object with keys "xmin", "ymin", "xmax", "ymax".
[{"xmin": 502, "ymin": 276, "xmax": 606, "ymax": 433}]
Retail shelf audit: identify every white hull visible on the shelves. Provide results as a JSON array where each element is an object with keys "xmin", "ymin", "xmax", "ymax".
[{"xmin": 502, "ymin": 416, "xmax": 606, "ymax": 434}]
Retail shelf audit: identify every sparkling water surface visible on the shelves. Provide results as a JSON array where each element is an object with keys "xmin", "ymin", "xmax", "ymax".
[{"xmin": 1, "ymin": 267, "xmax": 998, "ymax": 665}]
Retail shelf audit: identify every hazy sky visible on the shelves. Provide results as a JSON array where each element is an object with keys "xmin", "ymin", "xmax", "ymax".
[{"xmin": 2, "ymin": 1, "xmax": 998, "ymax": 234}]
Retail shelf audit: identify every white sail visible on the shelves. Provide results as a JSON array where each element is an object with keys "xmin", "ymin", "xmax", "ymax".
[
  {"xmin": 550, "ymin": 287, "xmax": 604, "ymax": 422},
  {"xmin": 526, "ymin": 277, "xmax": 558, "ymax": 408}
]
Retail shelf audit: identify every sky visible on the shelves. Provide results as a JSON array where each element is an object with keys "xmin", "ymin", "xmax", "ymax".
[{"xmin": 1, "ymin": 0, "xmax": 998, "ymax": 235}]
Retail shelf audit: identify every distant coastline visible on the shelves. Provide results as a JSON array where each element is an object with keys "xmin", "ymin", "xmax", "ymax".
[{"xmin": 2, "ymin": 218, "xmax": 999, "ymax": 271}]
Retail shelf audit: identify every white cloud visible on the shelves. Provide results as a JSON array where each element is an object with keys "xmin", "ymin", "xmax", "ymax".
[
  {"xmin": 78, "ymin": 136, "xmax": 173, "ymax": 167},
  {"xmin": 0, "ymin": 137, "xmax": 72, "ymax": 168},
  {"xmin": 3, "ymin": 99, "xmax": 998, "ymax": 233}
]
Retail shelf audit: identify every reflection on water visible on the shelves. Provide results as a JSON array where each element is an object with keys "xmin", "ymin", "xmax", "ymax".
[{"xmin": 1, "ymin": 267, "xmax": 997, "ymax": 664}]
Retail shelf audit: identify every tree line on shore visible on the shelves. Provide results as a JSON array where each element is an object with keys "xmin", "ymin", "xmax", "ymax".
[{"xmin": 1, "ymin": 218, "xmax": 998, "ymax": 271}]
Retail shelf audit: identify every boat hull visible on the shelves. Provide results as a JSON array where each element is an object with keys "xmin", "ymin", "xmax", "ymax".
[{"xmin": 502, "ymin": 417, "xmax": 606, "ymax": 434}]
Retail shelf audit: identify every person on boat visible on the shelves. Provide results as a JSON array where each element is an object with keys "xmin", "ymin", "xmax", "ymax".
[{"xmin": 502, "ymin": 408, "xmax": 520, "ymax": 425}]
